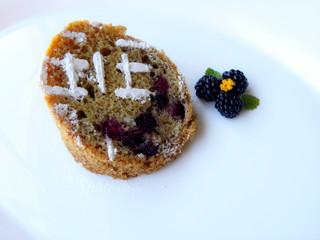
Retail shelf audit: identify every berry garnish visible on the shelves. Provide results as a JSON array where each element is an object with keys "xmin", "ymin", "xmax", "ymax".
[
  {"xmin": 220, "ymin": 78, "xmax": 235, "ymax": 92},
  {"xmin": 135, "ymin": 113, "xmax": 158, "ymax": 133},
  {"xmin": 215, "ymin": 92, "xmax": 242, "ymax": 118},
  {"xmin": 194, "ymin": 68, "xmax": 259, "ymax": 118},
  {"xmin": 195, "ymin": 75, "xmax": 221, "ymax": 102},
  {"xmin": 240, "ymin": 94, "xmax": 260, "ymax": 110},
  {"xmin": 168, "ymin": 101, "xmax": 185, "ymax": 120},
  {"xmin": 205, "ymin": 67, "xmax": 222, "ymax": 79},
  {"xmin": 222, "ymin": 69, "xmax": 248, "ymax": 95}
]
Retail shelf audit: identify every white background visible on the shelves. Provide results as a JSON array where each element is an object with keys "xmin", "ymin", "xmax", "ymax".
[{"xmin": 0, "ymin": 0, "xmax": 319, "ymax": 240}]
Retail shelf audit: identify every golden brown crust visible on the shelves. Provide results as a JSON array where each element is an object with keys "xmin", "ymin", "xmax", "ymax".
[{"xmin": 41, "ymin": 20, "xmax": 196, "ymax": 180}]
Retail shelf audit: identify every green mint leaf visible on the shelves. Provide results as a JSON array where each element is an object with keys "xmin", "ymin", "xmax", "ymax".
[
  {"xmin": 241, "ymin": 94, "xmax": 260, "ymax": 110},
  {"xmin": 205, "ymin": 68, "xmax": 222, "ymax": 79}
]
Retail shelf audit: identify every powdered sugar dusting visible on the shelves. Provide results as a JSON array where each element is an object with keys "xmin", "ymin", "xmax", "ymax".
[
  {"xmin": 86, "ymin": 71, "xmax": 96, "ymax": 82},
  {"xmin": 161, "ymin": 137, "xmax": 182, "ymax": 160},
  {"xmin": 123, "ymin": 117, "xmax": 136, "ymax": 126},
  {"xmin": 90, "ymin": 21, "xmax": 102, "ymax": 29},
  {"xmin": 53, "ymin": 104, "xmax": 79, "ymax": 134},
  {"xmin": 43, "ymin": 85, "xmax": 69, "ymax": 95},
  {"xmin": 53, "ymin": 103, "xmax": 69, "ymax": 116},
  {"xmin": 177, "ymin": 71, "xmax": 185, "ymax": 93},
  {"xmin": 61, "ymin": 30, "xmax": 87, "ymax": 44}
]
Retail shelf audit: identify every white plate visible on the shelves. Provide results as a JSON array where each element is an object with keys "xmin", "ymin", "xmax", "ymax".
[{"xmin": 1, "ymin": 6, "xmax": 320, "ymax": 240}]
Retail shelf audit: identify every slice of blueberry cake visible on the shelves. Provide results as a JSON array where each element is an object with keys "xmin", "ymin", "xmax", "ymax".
[{"xmin": 40, "ymin": 20, "xmax": 196, "ymax": 179}]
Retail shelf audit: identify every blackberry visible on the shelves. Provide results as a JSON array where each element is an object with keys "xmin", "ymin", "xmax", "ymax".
[
  {"xmin": 221, "ymin": 69, "xmax": 248, "ymax": 95},
  {"xmin": 195, "ymin": 75, "xmax": 220, "ymax": 102},
  {"xmin": 168, "ymin": 101, "xmax": 185, "ymax": 120},
  {"xmin": 215, "ymin": 92, "xmax": 242, "ymax": 118},
  {"xmin": 97, "ymin": 119, "xmax": 125, "ymax": 141},
  {"xmin": 153, "ymin": 75, "xmax": 169, "ymax": 94},
  {"xmin": 122, "ymin": 130, "xmax": 145, "ymax": 150},
  {"xmin": 151, "ymin": 94, "xmax": 169, "ymax": 110},
  {"xmin": 135, "ymin": 113, "xmax": 157, "ymax": 133},
  {"xmin": 138, "ymin": 142, "xmax": 159, "ymax": 157}
]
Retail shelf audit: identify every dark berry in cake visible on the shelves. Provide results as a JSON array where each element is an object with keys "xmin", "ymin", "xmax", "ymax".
[
  {"xmin": 168, "ymin": 101, "xmax": 185, "ymax": 120},
  {"xmin": 135, "ymin": 113, "xmax": 158, "ymax": 133},
  {"xmin": 122, "ymin": 130, "xmax": 145, "ymax": 150},
  {"xmin": 195, "ymin": 75, "xmax": 221, "ymax": 102},
  {"xmin": 151, "ymin": 94, "xmax": 169, "ymax": 110},
  {"xmin": 215, "ymin": 92, "xmax": 242, "ymax": 118},
  {"xmin": 99, "ymin": 119, "xmax": 125, "ymax": 141},
  {"xmin": 138, "ymin": 142, "xmax": 159, "ymax": 157},
  {"xmin": 221, "ymin": 69, "xmax": 248, "ymax": 95},
  {"xmin": 153, "ymin": 75, "xmax": 170, "ymax": 94}
]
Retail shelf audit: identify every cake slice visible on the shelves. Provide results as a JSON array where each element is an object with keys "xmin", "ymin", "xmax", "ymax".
[{"xmin": 40, "ymin": 20, "xmax": 196, "ymax": 179}]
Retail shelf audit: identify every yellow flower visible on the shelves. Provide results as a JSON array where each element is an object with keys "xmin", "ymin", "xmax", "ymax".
[{"xmin": 220, "ymin": 78, "xmax": 235, "ymax": 92}]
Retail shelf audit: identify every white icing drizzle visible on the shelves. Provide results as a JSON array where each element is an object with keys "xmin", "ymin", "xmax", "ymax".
[
  {"xmin": 115, "ymin": 53, "xmax": 153, "ymax": 100},
  {"xmin": 115, "ymin": 39, "xmax": 151, "ymax": 49},
  {"xmin": 106, "ymin": 136, "xmax": 117, "ymax": 161},
  {"xmin": 64, "ymin": 52, "xmax": 79, "ymax": 94},
  {"xmin": 120, "ymin": 53, "xmax": 131, "ymax": 86},
  {"xmin": 72, "ymin": 57, "xmax": 90, "ymax": 71},
  {"xmin": 115, "ymin": 88, "xmax": 153, "ymax": 100},
  {"xmin": 92, "ymin": 52, "xmax": 106, "ymax": 93},
  {"xmin": 76, "ymin": 136, "xmax": 84, "ymax": 149},
  {"xmin": 42, "ymin": 85, "xmax": 88, "ymax": 100},
  {"xmin": 41, "ymin": 53, "xmax": 89, "ymax": 100},
  {"xmin": 39, "ymin": 57, "xmax": 49, "ymax": 85},
  {"xmin": 43, "ymin": 85, "xmax": 70, "ymax": 96},
  {"xmin": 61, "ymin": 30, "xmax": 87, "ymax": 44},
  {"xmin": 116, "ymin": 62, "xmax": 151, "ymax": 73}
]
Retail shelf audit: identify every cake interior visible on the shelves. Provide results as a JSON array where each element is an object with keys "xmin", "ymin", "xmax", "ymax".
[{"xmin": 42, "ymin": 21, "xmax": 191, "ymax": 162}]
